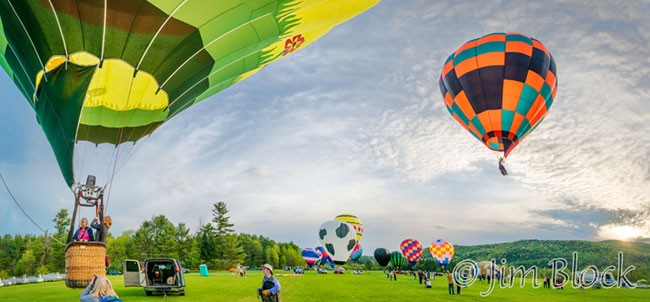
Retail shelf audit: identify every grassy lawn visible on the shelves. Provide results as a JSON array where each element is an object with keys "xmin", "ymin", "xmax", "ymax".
[{"xmin": 1, "ymin": 270, "xmax": 648, "ymax": 301}]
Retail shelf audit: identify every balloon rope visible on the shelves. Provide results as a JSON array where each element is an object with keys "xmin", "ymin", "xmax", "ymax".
[
  {"xmin": 104, "ymin": 75, "xmax": 136, "ymax": 214},
  {"xmin": 0, "ymin": 171, "xmax": 65, "ymax": 245}
]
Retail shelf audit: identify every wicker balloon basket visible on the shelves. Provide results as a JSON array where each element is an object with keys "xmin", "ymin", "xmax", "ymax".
[{"xmin": 65, "ymin": 241, "xmax": 107, "ymax": 288}]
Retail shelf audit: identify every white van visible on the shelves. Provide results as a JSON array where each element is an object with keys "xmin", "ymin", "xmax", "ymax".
[{"xmin": 123, "ymin": 258, "xmax": 186, "ymax": 296}]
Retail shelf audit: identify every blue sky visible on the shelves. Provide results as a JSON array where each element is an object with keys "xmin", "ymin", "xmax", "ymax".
[{"xmin": 1, "ymin": 0, "xmax": 649, "ymax": 254}]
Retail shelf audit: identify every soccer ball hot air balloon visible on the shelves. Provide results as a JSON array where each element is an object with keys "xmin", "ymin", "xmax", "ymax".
[
  {"xmin": 302, "ymin": 248, "xmax": 322, "ymax": 269},
  {"xmin": 429, "ymin": 239, "xmax": 454, "ymax": 267},
  {"xmin": 335, "ymin": 214, "xmax": 364, "ymax": 242},
  {"xmin": 0, "ymin": 0, "xmax": 379, "ymax": 288},
  {"xmin": 400, "ymin": 238, "xmax": 423, "ymax": 266},
  {"xmin": 390, "ymin": 251, "xmax": 407, "ymax": 270},
  {"xmin": 318, "ymin": 220, "xmax": 357, "ymax": 265},
  {"xmin": 439, "ymin": 32, "xmax": 557, "ymax": 174},
  {"xmin": 373, "ymin": 248, "xmax": 390, "ymax": 267}
]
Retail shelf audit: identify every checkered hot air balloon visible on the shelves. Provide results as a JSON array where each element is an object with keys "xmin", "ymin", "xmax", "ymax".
[
  {"xmin": 399, "ymin": 238, "xmax": 423, "ymax": 265},
  {"xmin": 439, "ymin": 32, "xmax": 557, "ymax": 159},
  {"xmin": 429, "ymin": 239, "xmax": 454, "ymax": 267},
  {"xmin": 301, "ymin": 248, "xmax": 322, "ymax": 269}
]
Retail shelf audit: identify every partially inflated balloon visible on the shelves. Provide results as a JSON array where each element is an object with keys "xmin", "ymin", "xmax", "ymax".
[
  {"xmin": 390, "ymin": 251, "xmax": 407, "ymax": 270},
  {"xmin": 335, "ymin": 214, "xmax": 364, "ymax": 242},
  {"xmin": 349, "ymin": 243, "xmax": 363, "ymax": 262},
  {"xmin": 301, "ymin": 248, "xmax": 322, "ymax": 269},
  {"xmin": 318, "ymin": 220, "xmax": 357, "ymax": 265},
  {"xmin": 429, "ymin": 239, "xmax": 454, "ymax": 267},
  {"xmin": 478, "ymin": 260, "xmax": 501, "ymax": 276},
  {"xmin": 400, "ymin": 238, "xmax": 423, "ymax": 265},
  {"xmin": 439, "ymin": 32, "xmax": 557, "ymax": 158},
  {"xmin": 0, "ymin": 0, "xmax": 381, "ymax": 187},
  {"xmin": 374, "ymin": 248, "xmax": 390, "ymax": 267},
  {"xmin": 315, "ymin": 246, "xmax": 334, "ymax": 268}
]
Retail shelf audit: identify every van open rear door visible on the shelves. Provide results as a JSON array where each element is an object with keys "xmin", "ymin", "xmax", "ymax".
[{"xmin": 123, "ymin": 259, "xmax": 144, "ymax": 287}]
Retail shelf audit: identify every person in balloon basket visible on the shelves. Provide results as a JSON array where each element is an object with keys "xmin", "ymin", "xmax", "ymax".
[
  {"xmin": 80, "ymin": 275, "xmax": 121, "ymax": 302},
  {"xmin": 446, "ymin": 271, "xmax": 455, "ymax": 295},
  {"xmin": 498, "ymin": 157, "xmax": 508, "ymax": 176},
  {"xmin": 257, "ymin": 264, "xmax": 281, "ymax": 302},
  {"xmin": 91, "ymin": 215, "xmax": 112, "ymax": 242},
  {"xmin": 72, "ymin": 217, "xmax": 95, "ymax": 242}
]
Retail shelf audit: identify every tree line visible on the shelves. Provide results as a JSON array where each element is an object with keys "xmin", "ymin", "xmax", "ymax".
[{"xmin": 0, "ymin": 201, "xmax": 304, "ymax": 278}]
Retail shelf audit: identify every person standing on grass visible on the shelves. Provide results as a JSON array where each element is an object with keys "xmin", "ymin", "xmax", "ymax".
[
  {"xmin": 447, "ymin": 271, "xmax": 455, "ymax": 295},
  {"xmin": 257, "ymin": 264, "xmax": 281, "ymax": 302}
]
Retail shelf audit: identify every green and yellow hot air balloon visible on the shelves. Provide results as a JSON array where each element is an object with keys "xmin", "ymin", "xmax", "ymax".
[{"xmin": 0, "ymin": 0, "xmax": 380, "ymax": 187}]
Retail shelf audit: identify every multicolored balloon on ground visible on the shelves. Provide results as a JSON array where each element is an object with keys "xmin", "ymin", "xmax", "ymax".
[
  {"xmin": 390, "ymin": 251, "xmax": 407, "ymax": 270},
  {"xmin": 349, "ymin": 243, "xmax": 363, "ymax": 262},
  {"xmin": 478, "ymin": 260, "xmax": 501, "ymax": 276},
  {"xmin": 439, "ymin": 32, "xmax": 558, "ymax": 158},
  {"xmin": 335, "ymin": 214, "xmax": 364, "ymax": 242},
  {"xmin": 430, "ymin": 239, "xmax": 454, "ymax": 267},
  {"xmin": 374, "ymin": 248, "xmax": 391, "ymax": 267},
  {"xmin": 0, "ymin": 0, "xmax": 381, "ymax": 187},
  {"xmin": 400, "ymin": 238, "xmax": 423, "ymax": 265},
  {"xmin": 315, "ymin": 246, "xmax": 334, "ymax": 268},
  {"xmin": 318, "ymin": 220, "xmax": 357, "ymax": 265},
  {"xmin": 301, "ymin": 248, "xmax": 322, "ymax": 269}
]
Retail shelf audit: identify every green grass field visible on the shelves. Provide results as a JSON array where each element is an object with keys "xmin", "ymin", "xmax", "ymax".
[{"xmin": 1, "ymin": 270, "xmax": 648, "ymax": 301}]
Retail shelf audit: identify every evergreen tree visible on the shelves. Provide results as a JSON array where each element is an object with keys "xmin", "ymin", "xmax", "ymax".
[
  {"xmin": 211, "ymin": 201, "xmax": 235, "ymax": 259},
  {"xmin": 221, "ymin": 234, "xmax": 246, "ymax": 267},
  {"xmin": 48, "ymin": 209, "xmax": 70, "ymax": 272},
  {"xmin": 197, "ymin": 223, "xmax": 217, "ymax": 264}
]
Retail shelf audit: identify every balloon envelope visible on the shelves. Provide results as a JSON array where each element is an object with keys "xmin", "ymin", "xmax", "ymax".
[
  {"xmin": 439, "ymin": 32, "xmax": 558, "ymax": 158},
  {"xmin": 0, "ymin": 0, "xmax": 380, "ymax": 187},
  {"xmin": 374, "ymin": 248, "xmax": 390, "ymax": 267},
  {"xmin": 335, "ymin": 214, "xmax": 364, "ymax": 242},
  {"xmin": 400, "ymin": 238, "xmax": 423, "ymax": 265},
  {"xmin": 429, "ymin": 239, "xmax": 454, "ymax": 267},
  {"xmin": 318, "ymin": 220, "xmax": 357, "ymax": 265},
  {"xmin": 390, "ymin": 251, "xmax": 407, "ymax": 270},
  {"xmin": 301, "ymin": 248, "xmax": 322, "ymax": 269},
  {"xmin": 349, "ymin": 243, "xmax": 363, "ymax": 262},
  {"xmin": 315, "ymin": 246, "xmax": 334, "ymax": 268}
]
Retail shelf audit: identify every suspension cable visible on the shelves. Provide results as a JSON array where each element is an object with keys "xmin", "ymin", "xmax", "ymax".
[{"xmin": 0, "ymin": 171, "xmax": 65, "ymax": 245}]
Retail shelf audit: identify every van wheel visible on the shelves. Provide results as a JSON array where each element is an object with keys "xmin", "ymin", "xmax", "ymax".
[
  {"xmin": 146, "ymin": 291, "xmax": 152, "ymax": 296},
  {"xmin": 180, "ymin": 290, "xmax": 185, "ymax": 296}
]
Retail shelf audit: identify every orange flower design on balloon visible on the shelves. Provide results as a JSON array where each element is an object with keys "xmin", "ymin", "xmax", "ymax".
[{"xmin": 283, "ymin": 34, "xmax": 305, "ymax": 56}]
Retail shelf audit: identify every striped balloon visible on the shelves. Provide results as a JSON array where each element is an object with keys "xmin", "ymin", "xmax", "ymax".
[
  {"xmin": 390, "ymin": 251, "xmax": 407, "ymax": 270},
  {"xmin": 301, "ymin": 248, "xmax": 322, "ymax": 269},
  {"xmin": 400, "ymin": 238, "xmax": 423, "ymax": 265},
  {"xmin": 429, "ymin": 239, "xmax": 454, "ymax": 267}
]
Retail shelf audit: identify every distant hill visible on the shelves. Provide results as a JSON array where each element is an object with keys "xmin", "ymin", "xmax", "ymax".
[{"xmin": 363, "ymin": 239, "xmax": 650, "ymax": 280}]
